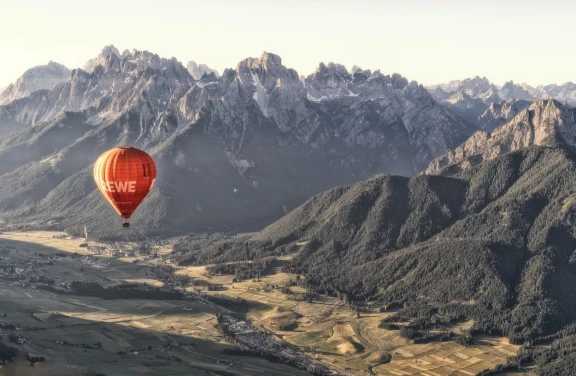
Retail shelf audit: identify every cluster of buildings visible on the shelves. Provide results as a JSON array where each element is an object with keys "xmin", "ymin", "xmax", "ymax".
[
  {"xmin": 0, "ymin": 326, "xmax": 28, "ymax": 345},
  {"xmin": 217, "ymin": 314, "xmax": 342, "ymax": 375},
  {"xmin": 78, "ymin": 255, "xmax": 110, "ymax": 269},
  {"xmin": 0, "ymin": 254, "xmax": 57, "ymax": 286}
]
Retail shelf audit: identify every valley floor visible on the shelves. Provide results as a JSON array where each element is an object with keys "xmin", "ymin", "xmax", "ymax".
[
  {"xmin": 0, "ymin": 231, "xmax": 311, "ymax": 376},
  {"xmin": 180, "ymin": 255, "xmax": 523, "ymax": 375},
  {"xmin": 0, "ymin": 232, "xmax": 523, "ymax": 376}
]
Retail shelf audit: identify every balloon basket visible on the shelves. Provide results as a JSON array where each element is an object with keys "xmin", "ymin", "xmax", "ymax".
[{"xmin": 122, "ymin": 222, "xmax": 130, "ymax": 228}]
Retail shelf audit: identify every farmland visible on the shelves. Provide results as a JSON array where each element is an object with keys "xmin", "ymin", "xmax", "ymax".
[
  {"xmin": 0, "ymin": 231, "xmax": 310, "ymax": 376},
  {"xmin": 0, "ymin": 232, "xmax": 524, "ymax": 375},
  {"xmin": 178, "ymin": 256, "xmax": 524, "ymax": 375}
]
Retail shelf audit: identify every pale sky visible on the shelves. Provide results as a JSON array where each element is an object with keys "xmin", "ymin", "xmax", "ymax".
[{"xmin": 1, "ymin": 0, "xmax": 575, "ymax": 88}]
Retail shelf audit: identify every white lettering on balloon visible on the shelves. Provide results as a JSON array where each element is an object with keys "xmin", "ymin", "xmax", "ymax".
[{"xmin": 100, "ymin": 180, "xmax": 137, "ymax": 193}]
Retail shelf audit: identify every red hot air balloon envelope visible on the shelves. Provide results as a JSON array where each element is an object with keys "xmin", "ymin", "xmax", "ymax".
[{"xmin": 93, "ymin": 147, "xmax": 157, "ymax": 228}]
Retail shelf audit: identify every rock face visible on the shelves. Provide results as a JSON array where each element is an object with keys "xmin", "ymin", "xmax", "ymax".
[
  {"xmin": 0, "ymin": 61, "xmax": 70, "ymax": 105},
  {"xmin": 525, "ymin": 82, "xmax": 576, "ymax": 107},
  {"xmin": 425, "ymin": 100, "xmax": 576, "ymax": 175},
  {"xmin": 477, "ymin": 99, "xmax": 532, "ymax": 132},
  {"xmin": 429, "ymin": 76, "xmax": 498, "ymax": 101},
  {"xmin": 0, "ymin": 46, "xmax": 473, "ymax": 237},
  {"xmin": 82, "ymin": 45, "xmax": 121, "ymax": 73},
  {"xmin": 498, "ymin": 80, "xmax": 533, "ymax": 101},
  {"xmin": 428, "ymin": 77, "xmax": 576, "ymax": 128},
  {"xmin": 186, "ymin": 61, "xmax": 219, "ymax": 80},
  {"xmin": 501, "ymin": 81, "xmax": 576, "ymax": 107},
  {"xmin": 428, "ymin": 76, "xmax": 501, "ymax": 125}
]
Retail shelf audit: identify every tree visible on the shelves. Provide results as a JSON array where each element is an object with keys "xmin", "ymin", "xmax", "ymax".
[
  {"xmin": 7, "ymin": 333, "xmax": 18, "ymax": 343},
  {"xmin": 0, "ymin": 341, "xmax": 19, "ymax": 362}
]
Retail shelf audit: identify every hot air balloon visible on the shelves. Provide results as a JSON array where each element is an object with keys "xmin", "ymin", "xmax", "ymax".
[
  {"xmin": 93, "ymin": 147, "xmax": 157, "ymax": 228},
  {"xmin": 233, "ymin": 188, "xmax": 239, "ymax": 193}
]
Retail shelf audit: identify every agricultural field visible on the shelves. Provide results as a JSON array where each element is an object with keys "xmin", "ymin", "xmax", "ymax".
[
  {"xmin": 0, "ymin": 232, "xmax": 524, "ymax": 375},
  {"xmin": 178, "ymin": 257, "xmax": 523, "ymax": 376},
  {"xmin": 0, "ymin": 232, "xmax": 310, "ymax": 376}
]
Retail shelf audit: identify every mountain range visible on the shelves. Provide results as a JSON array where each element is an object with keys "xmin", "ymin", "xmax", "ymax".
[
  {"xmin": 428, "ymin": 76, "xmax": 576, "ymax": 130},
  {"xmin": 426, "ymin": 100, "xmax": 576, "ymax": 175},
  {"xmin": 0, "ymin": 46, "xmax": 472, "ymax": 238}
]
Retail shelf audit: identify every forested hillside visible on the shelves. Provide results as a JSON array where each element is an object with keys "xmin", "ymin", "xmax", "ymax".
[{"xmin": 174, "ymin": 144, "xmax": 576, "ymax": 372}]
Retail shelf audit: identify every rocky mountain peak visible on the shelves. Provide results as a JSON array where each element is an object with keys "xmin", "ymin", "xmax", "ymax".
[
  {"xmin": 304, "ymin": 62, "xmax": 356, "ymax": 101},
  {"xmin": 46, "ymin": 60, "xmax": 65, "ymax": 70},
  {"xmin": 0, "ymin": 61, "xmax": 71, "ymax": 105},
  {"xmin": 428, "ymin": 86, "xmax": 450, "ymax": 102},
  {"xmin": 351, "ymin": 67, "xmax": 372, "ymax": 78},
  {"xmin": 477, "ymin": 99, "xmax": 532, "ymax": 132},
  {"xmin": 261, "ymin": 51, "xmax": 282, "ymax": 67},
  {"xmin": 446, "ymin": 90, "xmax": 472, "ymax": 104},
  {"xmin": 236, "ymin": 56, "xmax": 258, "ymax": 71},
  {"xmin": 186, "ymin": 61, "xmax": 219, "ymax": 80},
  {"xmin": 428, "ymin": 76, "xmax": 493, "ymax": 96},
  {"xmin": 83, "ymin": 45, "xmax": 122, "ymax": 73},
  {"xmin": 236, "ymin": 52, "xmax": 284, "ymax": 72},
  {"xmin": 234, "ymin": 52, "xmax": 301, "ymax": 93},
  {"xmin": 1, "ymin": 45, "xmax": 194, "ymax": 132},
  {"xmin": 498, "ymin": 80, "xmax": 533, "ymax": 101},
  {"xmin": 461, "ymin": 76, "xmax": 492, "ymax": 92},
  {"xmin": 484, "ymin": 86, "xmax": 500, "ymax": 101},
  {"xmin": 426, "ymin": 76, "xmax": 539, "ymax": 128},
  {"xmin": 102, "ymin": 45, "xmax": 120, "ymax": 57},
  {"xmin": 431, "ymin": 75, "xmax": 576, "ymax": 118},
  {"xmin": 309, "ymin": 62, "xmax": 351, "ymax": 82},
  {"xmin": 118, "ymin": 49, "xmax": 189, "ymax": 77},
  {"xmin": 390, "ymin": 73, "xmax": 409, "ymax": 90},
  {"xmin": 520, "ymin": 82, "xmax": 533, "ymax": 92},
  {"xmin": 426, "ymin": 99, "xmax": 576, "ymax": 175},
  {"xmin": 538, "ymin": 82, "xmax": 576, "ymax": 107},
  {"xmin": 350, "ymin": 65, "xmax": 363, "ymax": 75}
]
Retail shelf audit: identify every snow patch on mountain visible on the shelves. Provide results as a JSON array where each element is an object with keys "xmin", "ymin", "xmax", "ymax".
[
  {"xmin": 250, "ymin": 71, "xmax": 269, "ymax": 116},
  {"xmin": 226, "ymin": 152, "xmax": 255, "ymax": 175}
]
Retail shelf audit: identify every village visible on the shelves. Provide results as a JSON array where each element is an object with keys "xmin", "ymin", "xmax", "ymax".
[{"xmin": 217, "ymin": 313, "xmax": 345, "ymax": 376}]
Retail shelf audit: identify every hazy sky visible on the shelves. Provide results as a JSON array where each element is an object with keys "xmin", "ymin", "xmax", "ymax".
[{"xmin": 1, "ymin": 0, "xmax": 575, "ymax": 88}]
